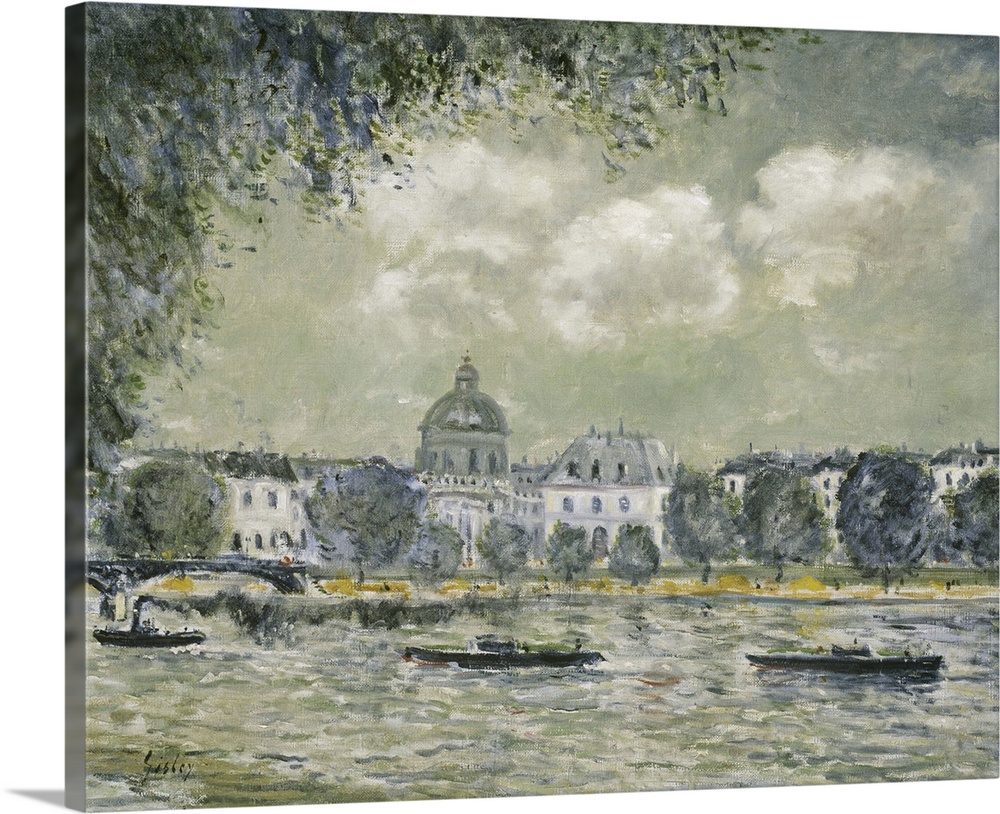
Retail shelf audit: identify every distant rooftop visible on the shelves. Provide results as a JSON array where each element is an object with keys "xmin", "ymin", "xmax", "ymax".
[
  {"xmin": 543, "ymin": 429, "xmax": 674, "ymax": 487},
  {"xmin": 204, "ymin": 449, "xmax": 297, "ymax": 482}
]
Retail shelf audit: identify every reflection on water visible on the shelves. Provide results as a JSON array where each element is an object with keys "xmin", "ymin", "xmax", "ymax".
[{"xmin": 86, "ymin": 593, "xmax": 999, "ymax": 810}]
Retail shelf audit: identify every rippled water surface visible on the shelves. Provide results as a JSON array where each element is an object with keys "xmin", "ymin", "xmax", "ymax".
[{"xmin": 85, "ymin": 592, "xmax": 999, "ymax": 810}]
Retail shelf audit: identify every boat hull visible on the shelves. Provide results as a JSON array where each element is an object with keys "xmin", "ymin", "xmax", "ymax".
[
  {"xmin": 747, "ymin": 652, "xmax": 942, "ymax": 674},
  {"xmin": 403, "ymin": 646, "xmax": 604, "ymax": 669},
  {"xmin": 93, "ymin": 629, "xmax": 206, "ymax": 648}
]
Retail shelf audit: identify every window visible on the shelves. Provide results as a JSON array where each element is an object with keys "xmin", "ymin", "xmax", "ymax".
[
  {"xmin": 242, "ymin": 491, "xmax": 252, "ymax": 508},
  {"xmin": 267, "ymin": 490, "xmax": 278, "ymax": 509},
  {"xmin": 591, "ymin": 460, "xmax": 601, "ymax": 481},
  {"xmin": 442, "ymin": 451, "xmax": 454, "ymax": 473},
  {"xmin": 270, "ymin": 532, "xmax": 277, "ymax": 548},
  {"xmin": 617, "ymin": 462, "xmax": 626, "ymax": 481},
  {"xmin": 567, "ymin": 461, "xmax": 580, "ymax": 478},
  {"xmin": 300, "ymin": 529, "xmax": 307, "ymax": 546},
  {"xmin": 729, "ymin": 480, "xmax": 736, "ymax": 493},
  {"xmin": 619, "ymin": 495, "xmax": 630, "ymax": 513},
  {"xmin": 254, "ymin": 533, "xmax": 263, "ymax": 550},
  {"xmin": 591, "ymin": 496, "xmax": 603, "ymax": 514},
  {"xmin": 656, "ymin": 467, "xmax": 665, "ymax": 482},
  {"xmin": 488, "ymin": 451, "xmax": 498, "ymax": 475},
  {"xmin": 563, "ymin": 496, "xmax": 574, "ymax": 513},
  {"xmin": 487, "ymin": 501, "xmax": 495, "ymax": 513},
  {"xmin": 946, "ymin": 472, "xmax": 953, "ymax": 487},
  {"xmin": 823, "ymin": 478, "xmax": 830, "ymax": 490},
  {"xmin": 469, "ymin": 448, "xmax": 480, "ymax": 474},
  {"xmin": 825, "ymin": 495, "xmax": 831, "ymax": 508},
  {"xmin": 232, "ymin": 532, "xmax": 242, "ymax": 552}
]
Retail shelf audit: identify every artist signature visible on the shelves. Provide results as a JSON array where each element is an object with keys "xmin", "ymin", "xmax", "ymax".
[{"xmin": 141, "ymin": 749, "xmax": 194, "ymax": 782}]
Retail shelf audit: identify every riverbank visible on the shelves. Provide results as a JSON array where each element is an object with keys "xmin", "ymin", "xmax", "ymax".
[
  {"xmin": 109, "ymin": 563, "xmax": 1000, "ymax": 605},
  {"xmin": 309, "ymin": 567, "xmax": 999, "ymax": 603}
]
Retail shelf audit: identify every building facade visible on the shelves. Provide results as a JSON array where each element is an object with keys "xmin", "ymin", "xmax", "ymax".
[
  {"xmin": 540, "ymin": 428, "xmax": 675, "ymax": 562},
  {"xmin": 415, "ymin": 358, "xmax": 514, "ymax": 563},
  {"xmin": 204, "ymin": 450, "xmax": 310, "ymax": 561}
]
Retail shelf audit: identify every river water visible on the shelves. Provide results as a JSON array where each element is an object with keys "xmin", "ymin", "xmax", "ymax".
[{"xmin": 84, "ymin": 591, "xmax": 999, "ymax": 810}]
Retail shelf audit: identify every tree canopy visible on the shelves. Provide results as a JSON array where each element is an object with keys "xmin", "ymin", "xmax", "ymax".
[
  {"xmin": 836, "ymin": 450, "xmax": 940, "ymax": 590},
  {"xmin": 666, "ymin": 463, "xmax": 737, "ymax": 582},
  {"xmin": 83, "ymin": 5, "xmax": 773, "ymax": 473},
  {"xmin": 740, "ymin": 466, "xmax": 826, "ymax": 581},
  {"xmin": 405, "ymin": 517, "xmax": 466, "ymax": 584},
  {"xmin": 306, "ymin": 458, "xmax": 426, "ymax": 579},
  {"xmin": 476, "ymin": 517, "xmax": 531, "ymax": 583},
  {"xmin": 112, "ymin": 459, "xmax": 228, "ymax": 559},
  {"xmin": 546, "ymin": 521, "xmax": 594, "ymax": 583},
  {"xmin": 951, "ymin": 470, "xmax": 1000, "ymax": 567},
  {"xmin": 608, "ymin": 524, "xmax": 660, "ymax": 586}
]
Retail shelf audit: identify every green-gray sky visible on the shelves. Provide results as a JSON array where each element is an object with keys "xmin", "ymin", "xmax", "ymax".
[{"xmin": 139, "ymin": 3, "xmax": 998, "ymax": 468}]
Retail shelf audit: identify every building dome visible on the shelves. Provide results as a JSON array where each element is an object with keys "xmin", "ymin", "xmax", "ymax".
[
  {"xmin": 420, "ymin": 359, "xmax": 509, "ymax": 435},
  {"xmin": 416, "ymin": 357, "xmax": 510, "ymax": 476}
]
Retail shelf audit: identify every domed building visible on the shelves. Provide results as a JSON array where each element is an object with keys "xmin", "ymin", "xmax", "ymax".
[
  {"xmin": 415, "ymin": 358, "xmax": 544, "ymax": 563},
  {"xmin": 416, "ymin": 357, "xmax": 510, "ymax": 477}
]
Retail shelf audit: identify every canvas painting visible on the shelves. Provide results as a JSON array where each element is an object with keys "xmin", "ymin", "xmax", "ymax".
[{"xmin": 66, "ymin": 2, "xmax": 999, "ymax": 811}]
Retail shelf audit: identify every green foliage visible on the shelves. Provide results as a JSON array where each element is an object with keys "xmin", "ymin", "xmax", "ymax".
[
  {"xmin": 83, "ymin": 5, "xmax": 777, "ymax": 474},
  {"xmin": 609, "ymin": 524, "xmax": 660, "ymax": 586},
  {"xmin": 722, "ymin": 491, "xmax": 743, "ymax": 517},
  {"xmin": 405, "ymin": 518, "xmax": 466, "ymax": 584},
  {"xmin": 836, "ymin": 451, "xmax": 941, "ymax": 590},
  {"xmin": 546, "ymin": 521, "xmax": 594, "ymax": 583},
  {"xmin": 666, "ymin": 463, "xmax": 737, "ymax": 581},
  {"xmin": 307, "ymin": 459, "xmax": 426, "ymax": 579},
  {"xmin": 476, "ymin": 517, "xmax": 531, "ymax": 583},
  {"xmin": 951, "ymin": 471, "xmax": 1000, "ymax": 567},
  {"xmin": 740, "ymin": 467, "xmax": 826, "ymax": 581},
  {"xmin": 113, "ymin": 460, "xmax": 228, "ymax": 558}
]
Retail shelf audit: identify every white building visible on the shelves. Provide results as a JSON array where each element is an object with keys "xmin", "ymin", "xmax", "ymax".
[
  {"xmin": 540, "ymin": 428, "xmax": 675, "ymax": 562},
  {"xmin": 929, "ymin": 442, "xmax": 998, "ymax": 497},
  {"xmin": 205, "ymin": 450, "xmax": 311, "ymax": 561},
  {"xmin": 414, "ymin": 358, "xmax": 516, "ymax": 565}
]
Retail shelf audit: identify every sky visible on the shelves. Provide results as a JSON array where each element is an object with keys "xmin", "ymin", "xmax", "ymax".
[{"xmin": 128, "ymin": 2, "xmax": 1000, "ymax": 470}]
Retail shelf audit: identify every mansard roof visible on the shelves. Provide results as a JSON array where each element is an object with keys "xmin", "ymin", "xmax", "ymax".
[{"xmin": 543, "ymin": 431, "xmax": 673, "ymax": 487}]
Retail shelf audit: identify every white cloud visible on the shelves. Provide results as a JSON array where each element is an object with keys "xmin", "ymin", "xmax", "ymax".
[
  {"xmin": 738, "ymin": 145, "xmax": 949, "ymax": 306},
  {"xmin": 539, "ymin": 184, "xmax": 738, "ymax": 347},
  {"xmin": 810, "ymin": 339, "xmax": 885, "ymax": 375}
]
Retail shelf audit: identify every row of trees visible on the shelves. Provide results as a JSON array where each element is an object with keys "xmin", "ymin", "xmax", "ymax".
[
  {"xmin": 666, "ymin": 451, "xmax": 999, "ymax": 589},
  {"xmin": 99, "ymin": 450, "xmax": 998, "ymax": 588}
]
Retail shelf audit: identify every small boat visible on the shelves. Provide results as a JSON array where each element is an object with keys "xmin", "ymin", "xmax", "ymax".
[
  {"xmin": 403, "ymin": 635, "xmax": 605, "ymax": 670},
  {"xmin": 747, "ymin": 644, "xmax": 942, "ymax": 674},
  {"xmin": 93, "ymin": 619, "xmax": 205, "ymax": 648}
]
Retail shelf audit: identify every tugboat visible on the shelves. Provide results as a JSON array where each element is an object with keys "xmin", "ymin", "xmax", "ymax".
[
  {"xmin": 403, "ymin": 634, "xmax": 605, "ymax": 670},
  {"xmin": 747, "ymin": 642, "xmax": 942, "ymax": 675},
  {"xmin": 93, "ymin": 599, "xmax": 205, "ymax": 648}
]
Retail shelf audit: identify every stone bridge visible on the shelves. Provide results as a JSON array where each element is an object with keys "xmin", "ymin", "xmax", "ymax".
[{"xmin": 88, "ymin": 557, "xmax": 309, "ymax": 595}]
